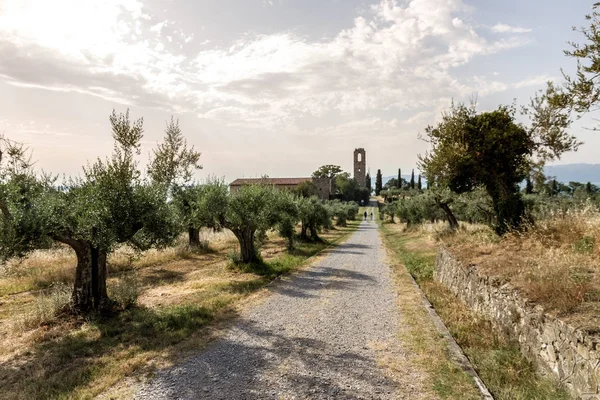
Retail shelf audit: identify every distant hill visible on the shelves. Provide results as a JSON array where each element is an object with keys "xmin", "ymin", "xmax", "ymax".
[
  {"xmin": 544, "ymin": 164, "xmax": 600, "ymax": 185},
  {"xmin": 378, "ymin": 164, "xmax": 600, "ymax": 188}
]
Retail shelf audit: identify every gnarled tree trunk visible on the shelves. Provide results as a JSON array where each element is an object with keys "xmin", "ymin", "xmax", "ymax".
[
  {"xmin": 437, "ymin": 201, "xmax": 459, "ymax": 231},
  {"xmin": 233, "ymin": 228, "xmax": 259, "ymax": 264},
  {"xmin": 188, "ymin": 226, "xmax": 201, "ymax": 247},
  {"xmin": 54, "ymin": 235, "xmax": 110, "ymax": 313},
  {"xmin": 300, "ymin": 222, "xmax": 308, "ymax": 241}
]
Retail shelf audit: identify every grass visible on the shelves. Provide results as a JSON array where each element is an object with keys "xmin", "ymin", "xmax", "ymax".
[
  {"xmin": 441, "ymin": 204, "xmax": 600, "ymax": 320},
  {"xmin": 0, "ymin": 222, "xmax": 360, "ymax": 400},
  {"xmin": 378, "ymin": 220, "xmax": 480, "ymax": 400},
  {"xmin": 379, "ymin": 220, "xmax": 571, "ymax": 400}
]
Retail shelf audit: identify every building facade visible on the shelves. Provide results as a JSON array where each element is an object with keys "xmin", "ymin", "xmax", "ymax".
[{"xmin": 353, "ymin": 148, "xmax": 366, "ymax": 187}]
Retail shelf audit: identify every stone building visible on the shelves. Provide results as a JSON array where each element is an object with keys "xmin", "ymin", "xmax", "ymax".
[
  {"xmin": 229, "ymin": 177, "xmax": 333, "ymax": 200},
  {"xmin": 229, "ymin": 149, "xmax": 366, "ymax": 199},
  {"xmin": 354, "ymin": 148, "xmax": 366, "ymax": 187}
]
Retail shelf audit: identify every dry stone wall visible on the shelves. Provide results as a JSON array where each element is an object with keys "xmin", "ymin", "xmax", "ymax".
[{"xmin": 435, "ymin": 247, "xmax": 600, "ymax": 399}]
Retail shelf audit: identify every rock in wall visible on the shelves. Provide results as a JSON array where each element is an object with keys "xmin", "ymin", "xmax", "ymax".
[{"xmin": 435, "ymin": 247, "xmax": 600, "ymax": 399}]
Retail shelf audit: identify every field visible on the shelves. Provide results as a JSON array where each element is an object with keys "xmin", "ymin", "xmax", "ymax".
[{"xmin": 0, "ymin": 223, "xmax": 359, "ymax": 400}]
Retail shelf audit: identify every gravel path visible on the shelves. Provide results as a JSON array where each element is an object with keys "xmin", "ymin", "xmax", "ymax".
[{"xmin": 135, "ymin": 220, "xmax": 416, "ymax": 399}]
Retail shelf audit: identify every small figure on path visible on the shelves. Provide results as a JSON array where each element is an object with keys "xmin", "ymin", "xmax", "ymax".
[
  {"xmin": 370, "ymin": 211, "xmax": 374, "ymax": 221},
  {"xmin": 364, "ymin": 211, "xmax": 367, "ymax": 220}
]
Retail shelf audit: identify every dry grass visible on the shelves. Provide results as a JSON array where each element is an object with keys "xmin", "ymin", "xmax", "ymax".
[
  {"xmin": 379, "ymin": 222, "xmax": 570, "ymax": 400},
  {"xmin": 0, "ymin": 224, "xmax": 359, "ymax": 400},
  {"xmin": 440, "ymin": 203, "xmax": 600, "ymax": 322}
]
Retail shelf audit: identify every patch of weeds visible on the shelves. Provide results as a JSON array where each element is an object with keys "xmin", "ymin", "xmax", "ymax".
[
  {"xmin": 13, "ymin": 282, "xmax": 72, "ymax": 331},
  {"xmin": 573, "ymin": 235, "xmax": 595, "ymax": 254},
  {"xmin": 109, "ymin": 272, "xmax": 141, "ymax": 310}
]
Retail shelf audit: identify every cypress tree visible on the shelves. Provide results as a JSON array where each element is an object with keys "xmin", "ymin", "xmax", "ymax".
[
  {"xmin": 375, "ymin": 169, "xmax": 383, "ymax": 195},
  {"xmin": 525, "ymin": 177, "xmax": 533, "ymax": 194},
  {"xmin": 417, "ymin": 174, "xmax": 422, "ymax": 190},
  {"xmin": 397, "ymin": 168, "xmax": 401, "ymax": 188},
  {"xmin": 410, "ymin": 169, "xmax": 415, "ymax": 189},
  {"xmin": 551, "ymin": 179, "xmax": 558, "ymax": 196},
  {"xmin": 366, "ymin": 172, "xmax": 372, "ymax": 194},
  {"xmin": 586, "ymin": 181, "xmax": 593, "ymax": 194}
]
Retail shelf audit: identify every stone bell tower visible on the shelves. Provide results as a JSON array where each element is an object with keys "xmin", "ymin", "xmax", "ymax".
[{"xmin": 353, "ymin": 148, "xmax": 366, "ymax": 187}]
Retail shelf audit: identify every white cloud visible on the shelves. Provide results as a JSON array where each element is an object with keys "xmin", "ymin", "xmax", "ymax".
[
  {"xmin": 491, "ymin": 23, "xmax": 532, "ymax": 33},
  {"xmin": 0, "ymin": 0, "xmax": 536, "ymax": 132}
]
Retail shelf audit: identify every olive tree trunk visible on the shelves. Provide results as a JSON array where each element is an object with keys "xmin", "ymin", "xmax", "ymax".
[
  {"xmin": 54, "ymin": 235, "xmax": 109, "ymax": 313},
  {"xmin": 188, "ymin": 226, "xmax": 201, "ymax": 247},
  {"xmin": 437, "ymin": 201, "xmax": 459, "ymax": 231},
  {"xmin": 233, "ymin": 228, "xmax": 259, "ymax": 263},
  {"xmin": 300, "ymin": 222, "xmax": 308, "ymax": 241}
]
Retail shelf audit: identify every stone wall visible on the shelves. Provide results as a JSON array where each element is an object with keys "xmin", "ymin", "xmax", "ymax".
[
  {"xmin": 435, "ymin": 247, "xmax": 600, "ymax": 399},
  {"xmin": 312, "ymin": 177, "xmax": 333, "ymax": 200}
]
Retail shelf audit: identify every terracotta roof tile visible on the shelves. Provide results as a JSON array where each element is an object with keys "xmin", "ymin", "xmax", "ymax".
[{"xmin": 230, "ymin": 178, "xmax": 312, "ymax": 186}]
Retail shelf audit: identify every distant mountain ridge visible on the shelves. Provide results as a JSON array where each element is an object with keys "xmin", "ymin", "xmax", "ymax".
[
  {"xmin": 544, "ymin": 164, "xmax": 600, "ymax": 184},
  {"xmin": 379, "ymin": 164, "xmax": 600, "ymax": 188}
]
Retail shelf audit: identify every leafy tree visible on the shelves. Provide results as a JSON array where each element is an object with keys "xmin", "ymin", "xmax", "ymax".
[
  {"xmin": 383, "ymin": 178, "xmax": 399, "ymax": 191},
  {"xmin": 0, "ymin": 137, "xmax": 54, "ymax": 259},
  {"xmin": 274, "ymin": 190, "xmax": 299, "ymax": 251},
  {"xmin": 294, "ymin": 180, "xmax": 319, "ymax": 198},
  {"xmin": 312, "ymin": 165, "xmax": 342, "ymax": 179},
  {"xmin": 0, "ymin": 111, "xmax": 181, "ymax": 313},
  {"xmin": 224, "ymin": 184, "xmax": 280, "ymax": 263},
  {"xmin": 298, "ymin": 197, "xmax": 330, "ymax": 241},
  {"xmin": 419, "ymin": 103, "xmax": 578, "ymax": 234},
  {"xmin": 172, "ymin": 180, "xmax": 228, "ymax": 247},
  {"xmin": 148, "ymin": 117, "xmax": 201, "ymax": 189},
  {"xmin": 554, "ymin": 4, "xmax": 600, "ymax": 121},
  {"xmin": 149, "ymin": 117, "xmax": 204, "ymax": 246},
  {"xmin": 334, "ymin": 172, "xmax": 370, "ymax": 204},
  {"xmin": 410, "ymin": 169, "xmax": 415, "ymax": 189},
  {"xmin": 375, "ymin": 169, "xmax": 383, "ymax": 195}
]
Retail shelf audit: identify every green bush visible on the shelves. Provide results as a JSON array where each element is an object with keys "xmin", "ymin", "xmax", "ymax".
[{"xmin": 109, "ymin": 273, "xmax": 141, "ymax": 310}]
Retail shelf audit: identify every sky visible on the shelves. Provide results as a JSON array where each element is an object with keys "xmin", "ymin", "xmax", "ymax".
[{"xmin": 0, "ymin": 0, "xmax": 598, "ymax": 183}]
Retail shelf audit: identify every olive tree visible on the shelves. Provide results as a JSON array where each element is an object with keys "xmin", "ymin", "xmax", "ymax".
[
  {"xmin": 0, "ymin": 111, "xmax": 183, "ymax": 313},
  {"xmin": 224, "ymin": 184, "xmax": 280, "ymax": 263},
  {"xmin": 419, "ymin": 103, "xmax": 578, "ymax": 234},
  {"xmin": 148, "ymin": 117, "xmax": 205, "ymax": 246},
  {"xmin": 297, "ymin": 197, "xmax": 330, "ymax": 241},
  {"xmin": 274, "ymin": 190, "xmax": 299, "ymax": 251},
  {"xmin": 171, "ymin": 180, "xmax": 228, "ymax": 247}
]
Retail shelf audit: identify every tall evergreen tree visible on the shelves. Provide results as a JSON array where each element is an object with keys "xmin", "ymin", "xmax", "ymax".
[
  {"xmin": 417, "ymin": 174, "xmax": 422, "ymax": 190},
  {"xmin": 397, "ymin": 168, "xmax": 401, "ymax": 188},
  {"xmin": 375, "ymin": 169, "xmax": 383, "ymax": 195},
  {"xmin": 366, "ymin": 172, "xmax": 372, "ymax": 194},
  {"xmin": 525, "ymin": 177, "xmax": 534, "ymax": 194},
  {"xmin": 586, "ymin": 181, "xmax": 593, "ymax": 194},
  {"xmin": 410, "ymin": 169, "xmax": 415, "ymax": 189}
]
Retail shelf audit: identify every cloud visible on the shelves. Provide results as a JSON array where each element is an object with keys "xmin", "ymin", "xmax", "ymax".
[
  {"xmin": 0, "ymin": 0, "xmax": 535, "ymax": 131},
  {"xmin": 491, "ymin": 23, "xmax": 532, "ymax": 33}
]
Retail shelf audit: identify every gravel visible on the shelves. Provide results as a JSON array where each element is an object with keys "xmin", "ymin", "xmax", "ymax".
[{"xmin": 135, "ymin": 219, "xmax": 408, "ymax": 399}]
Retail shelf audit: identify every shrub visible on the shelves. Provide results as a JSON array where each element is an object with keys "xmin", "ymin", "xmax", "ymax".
[
  {"xmin": 14, "ymin": 282, "xmax": 71, "ymax": 331},
  {"xmin": 109, "ymin": 273, "xmax": 141, "ymax": 310}
]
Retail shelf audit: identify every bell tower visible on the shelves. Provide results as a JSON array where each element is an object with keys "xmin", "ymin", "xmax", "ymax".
[{"xmin": 353, "ymin": 148, "xmax": 366, "ymax": 187}]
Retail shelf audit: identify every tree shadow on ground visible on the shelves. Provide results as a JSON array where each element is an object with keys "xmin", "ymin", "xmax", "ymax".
[
  {"xmin": 139, "ymin": 319, "xmax": 398, "ymax": 399},
  {"xmin": 140, "ymin": 268, "xmax": 187, "ymax": 286},
  {"xmin": 268, "ymin": 267, "xmax": 377, "ymax": 299},
  {"xmin": 0, "ymin": 303, "xmax": 233, "ymax": 400}
]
